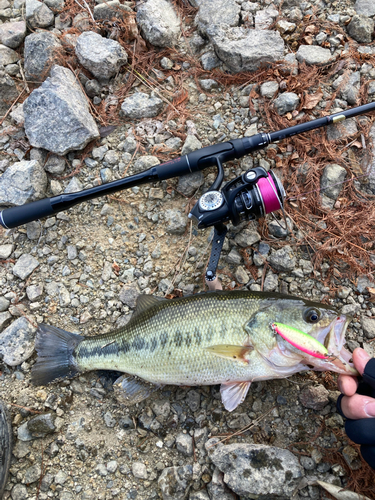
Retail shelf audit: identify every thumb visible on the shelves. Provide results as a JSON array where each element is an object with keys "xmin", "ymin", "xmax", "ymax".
[{"xmin": 352, "ymin": 348, "xmax": 371, "ymax": 375}]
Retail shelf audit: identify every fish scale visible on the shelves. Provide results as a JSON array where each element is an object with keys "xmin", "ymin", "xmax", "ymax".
[{"xmin": 31, "ymin": 290, "xmax": 357, "ymax": 412}]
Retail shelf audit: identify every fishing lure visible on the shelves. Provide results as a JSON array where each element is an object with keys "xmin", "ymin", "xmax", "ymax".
[{"xmin": 271, "ymin": 322, "xmax": 331, "ymax": 359}]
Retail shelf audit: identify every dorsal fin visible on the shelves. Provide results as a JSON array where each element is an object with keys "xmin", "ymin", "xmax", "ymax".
[{"xmin": 133, "ymin": 294, "xmax": 167, "ymax": 318}]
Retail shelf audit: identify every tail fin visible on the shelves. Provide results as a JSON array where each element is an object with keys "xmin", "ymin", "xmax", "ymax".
[{"xmin": 31, "ymin": 324, "xmax": 83, "ymax": 385}]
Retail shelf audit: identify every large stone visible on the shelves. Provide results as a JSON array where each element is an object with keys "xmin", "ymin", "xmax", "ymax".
[
  {"xmin": 158, "ymin": 465, "xmax": 193, "ymax": 500},
  {"xmin": 0, "ymin": 67, "xmax": 18, "ymax": 116},
  {"xmin": 207, "ymin": 26, "xmax": 284, "ymax": 73},
  {"xmin": 0, "ymin": 44, "xmax": 20, "ymax": 66},
  {"xmin": 332, "ymin": 71, "xmax": 360, "ymax": 105},
  {"xmin": 0, "ymin": 160, "xmax": 47, "ymax": 206},
  {"xmin": 273, "ymin": 92, "xmax": 299, "ymax": 115},
  {"xmin": 136, "ymin": 0, "xmax": 180, "ymax": 47},
  {"xmin": 355, "ymin": 0, "xmax": 375, "ymax": 17},
  {"xmin": 75, "ymin": 31, "xmax": 128, "ymax": 80},
  {"xmin": 296, "ymin": 45, "xmax": 335, "ymax": 66},
  {"xmin": 347, "ymin": 15, "xmax": 374, "ymax": 43},
  {"xmin": 24, "ymin": 32, "xmax": 62, "ymax": 82},
  {"xmin": 0, "ymin": 316, "xmax": 37, "ymax": 366},
  {"xmin": 207, "ymin": 442, "xmax": 302, "ymax": 498},
  {"xmin": 268, "ymin": 245, "xmax": 296, "ymax": 272},
  {"xmin": 24, "ymin": 65, "xmax": 100, "ymax": 155},
  {"xmin": 0, "ymin": 21, "xmax": 26, "ymax": 49},
  {"xmin": 93, "ymin": 0, "xmax": 132, "ymax": 20},
  {"xmin": 320, "ymin": 164, "xmax": 347, "ymax": 200},
  {"xmin": 121, "ymin": 92, "xmax": 164, "ymax": 120},
  {"xmin": 195, "ymin": 0, "xmax": 240, "ymax": 36},
  {"xmin": 326, "ymin": 117, "xmax": 358, "ymax": 141},
  {"xmin": 26, "ymin": 0, "xmax": 54, "ymax": 28},
  {"xmin": 13, "ymin": 253, "xmax": 39, "ymax": 279}
]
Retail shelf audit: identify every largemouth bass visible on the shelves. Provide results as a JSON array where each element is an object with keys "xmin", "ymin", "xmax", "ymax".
[{"xmin": 31, "ymin": 290, "xmax": 357, "ymax": 411}]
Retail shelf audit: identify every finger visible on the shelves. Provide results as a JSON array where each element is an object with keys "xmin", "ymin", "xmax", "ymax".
[
  {"xmin": 340, "ymin": 393, "xmax": 375, "ymax": 420},
  {"xmin": 352, "ymin": 348, "xmax": 371, "ymax": 375},
  {"xmin": 338, "ymin": 373, "xmax": 358, "ymax": 396}
]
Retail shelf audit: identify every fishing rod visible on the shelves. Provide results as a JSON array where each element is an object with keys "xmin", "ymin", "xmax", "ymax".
[{"xmin": 1, "ymin": 102, "xmax": 375, "ymax": 236}]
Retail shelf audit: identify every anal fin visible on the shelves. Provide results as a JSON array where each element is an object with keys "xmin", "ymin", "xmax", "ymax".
[
  {"xmin": 220, "ymin": 381, "xmax": 251, "ymax": 412},
  {"xmin": 113, "ymin": 374, "xmax": 163, "ymax": 406}
]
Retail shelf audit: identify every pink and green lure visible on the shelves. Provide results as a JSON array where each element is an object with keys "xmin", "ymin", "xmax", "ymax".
[{"xmin": 271, "ymin": 322, "xmax": 330, "ymax": 359}]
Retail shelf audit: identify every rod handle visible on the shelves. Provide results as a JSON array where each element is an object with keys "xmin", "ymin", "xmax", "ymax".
[{"xmin": 0, "ymin": 198, "xmax": 55, "ymax": 229}]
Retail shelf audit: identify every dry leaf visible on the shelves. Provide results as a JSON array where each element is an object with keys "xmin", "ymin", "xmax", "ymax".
[
  {"xmin": 347, "ymin": 148, "xmax": 363, "ymax": 177},
  {"xmin": 112, "ymin": 262, "xmax": 120, "ymax": 276},
  {"xmin": 351, "ymin": 140, "xmax": 362, "ymax": 148},
  {"xmin": 303, "ymin": 35, "xmax": 313, "ymax": 45},
  {"xmin": 367, "ymin": 287, "xmax": 375, "ymax": 302},
  {"xmin": 303, "ymin": 91, "xmax": 323, "ymax": 110},
  {"xmin": 286, "ymin": 112, "xmax": 293, "ymax": 120}
]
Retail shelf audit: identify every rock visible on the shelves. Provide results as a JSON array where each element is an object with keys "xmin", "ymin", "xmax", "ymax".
[
  {"xmin": 200, "ymin": 49, "xmax": 221, "ymax": 70},
  {"xmin": 268, "ymin": 218, "xmax": 292, "ymax": 238},
  {"xmin": 0, "ymin": 44, "xmax": 20, "ymax": 66},
  {"xmin": 326, "ymin": 117, "xmax": 358, "ymax": 141},
  {"xmin": 24, "ymin": 32, "xmax": 62, "ymax": 82},
  {"xmin": 361, "ymin": 316, "xmax": 375, "ymax": 339},
  {"xmin": 181, "ymin": 135, "xmax": 202, "ymax": 156},
  {"xmin": 119, "ymin": 284, "xmax": 139, "ymax": 309},
  {"xmin": 332, "ymin": 71, "xmax": 360, "ymax": 105},
  {"xmin": 299, "ymin": 385, "xmax": 329, "ymax": 410},
  {"xmin": 355, "ymin": 0, "xmax": 375, "ymax": 17},
  {"xmin": 158, "ymin": 465, "xmax": 193, "ymax": 500},
  {"xmin": 234, "ymin": 266, "xmax": 249, "ymax": 284},
  {"xmin": 44, "ymin": 154, "xmax": 65, "ymax": 174},
  {"xmin": 276, "ymin": 19, "xmax": 296, "ymax": 34},
  {"xmin": 27, "ymin": 413, "xmax": 56, "ymax": 437},
  {"xmin": 11, "ymin": 484, "xmax": 28, "ymax": 499},
  {"xmin": 208, "ymin": 468, "xmax": 236, "ymax": 500},
  {"xmin": 45, "ymin": 281, "xmax": 70, "ymax": 306},
  {"xmin": 164, "ymin": 208, "xmax": 187, "ymax": 234},
  {"xmin": 0, "ymin": 244, "xmax": 13, "ymax": 259},
  {"xmin": 85, "ymin": 79, "xmax": 100, "ymax": 97},
  {"xmin": 226, "ymin": 248, "xmax": 242, "ymax": 265},
  {"xmin": 234, "ymin": 229, "xmax": 260, "ymax": 248},
  {"xmin": 263, "ymin": 271, "xmax": 278, "ymax": 292},
  {"xmin": 347, "ymin": 15, "xmax": 374, "ymax": 43},
  {"xmin": 24, "ymin": 65, "xmax": 100, "ymax": 155},
  {"xmin": 189, "ymin": 491, "xmax": 210, "ymax": 500},
  {"xmin": 0, "ymin": 21, "xmax": 26, "ymax": 48},
  {"xmin": 176, "ymin": 433, "xmax": 193, "ymax": 456},
  {"xmin": 13, "ymin": 254, "xmax": 39, "ymax": 279},
  {"xmin": 26, "ymin": 0, "xmax": 54, "ymax": 28},
  {"xmin": 199, "ymin": 78, "xmax": 219, "ymax": 91},
  {"xmin": 133, "ymin": 155, "xmax": 160, "ymax": 174},
  {"xmin": 260, "ymin": 80, "xmax": 279, "ymax": 98},
  {"xmin": 207, "ymin": 26, "xmax": 284, "ymax": 73},
  {"xmin": 320, "ymin": 164, "xmax": 347, "ymax": 201},
  {"xmin": 0, "ymin": 160, "xmax": 47, "ymax": 206},
  {"xmin": 93, "ymin": 0, "xmax": 132, "ymax": 21},
  {"xmin": 208, "ymin": 442, "xmax": 302, "ymax": 498},
  {"xmin": 23, "ymin": 464, "xmax": 42, "ymax": 484},
  {"xmin": 0, "ymin": 311, "xmax": 11, "ymax": 329},
  {"xmin": 0, "ymin": 67, "xmax": 18, "ymax": 115},
  {"xmin": 0, "ymin": 316, "xmax": 37, "ymax": 366},
  {"xmin": 75, "ymin": 31, "xmax": 128, "ymax": 81},
  {"xmin": 268, "ymin": 245, "xmax": 296, "ymax": 272},
  {"xmin": 132, "ymin": 462, "xmax": 148, "ymax": 479},
  {"xmin": 26, "ymin": 284, "xmax": 43, "ymax": 301},
  {"xmin": 195, "ymin": 0, "xmax": 240, "ymax": 36},
  {"xmin": 136, "ymin": 0, "xmax": 181, "ymax": 47},
  {"xmin": 296, "ymin": 45, "xmax": 335, "ymax": 66},
  {"xmin": 273, "ymin": 92, "xmax": 299, "ymax": 115},
  {"xmin": 255, "ymin": 8, "xmax": 278, "ymax": 30},
  {"xmin": 121, "ymin": 92, "xmax": 164, "ymax": 120},
  {"xmin": 177, "ymin": 171, "xmax": 204, "ymax": 197}
]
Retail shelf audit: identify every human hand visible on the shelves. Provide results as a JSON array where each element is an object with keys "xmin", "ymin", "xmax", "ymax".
[{"xmin": 337, "ymin": 348, "xmax": 375, "ymax": 468}]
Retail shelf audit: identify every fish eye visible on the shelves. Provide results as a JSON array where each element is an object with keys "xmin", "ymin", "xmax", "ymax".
[{"xmin": 303, "ymin": 308, "xmax": 321, "ymax": 323}]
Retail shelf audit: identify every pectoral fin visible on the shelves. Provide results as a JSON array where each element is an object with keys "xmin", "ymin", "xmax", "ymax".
[
  {"xmin": 220, "ymin": 381, "xmax": 251, "ymax": 412},
  {"xmin": 205, "ymin": 345, "xmax": 253, "ymax": 364},
  {"xmin": 113, "ymin": 374, "xmax": 163, "ymax": 406}
]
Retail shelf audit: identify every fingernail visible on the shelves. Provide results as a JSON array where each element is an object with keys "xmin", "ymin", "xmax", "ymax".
[
  {"xmin": 357, "ymin": 349, "xmax": 371, "ymax": 362},
  {"xmin": 337, "ymin": 379, "xmax": 344, "ymax": 393},
  {"xmin": 364, "ymin": 402, "xmax": 375, "ymax": 417}
]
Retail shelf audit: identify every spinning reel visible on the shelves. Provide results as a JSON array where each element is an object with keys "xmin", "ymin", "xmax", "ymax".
[{"xmin": 189, "ymin": 166, "xmax": 286, "ymax": 289}]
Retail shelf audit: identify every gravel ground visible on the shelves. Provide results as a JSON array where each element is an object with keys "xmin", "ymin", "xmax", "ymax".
[{"xmin": 1, "ymin": 0, "xmax": 375, "ymax": 498}]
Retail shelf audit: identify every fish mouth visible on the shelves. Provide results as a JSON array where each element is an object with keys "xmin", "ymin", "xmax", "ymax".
[{"xmin": 315, "ymin": 315, "xmax": 358, "ymax": 375}]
